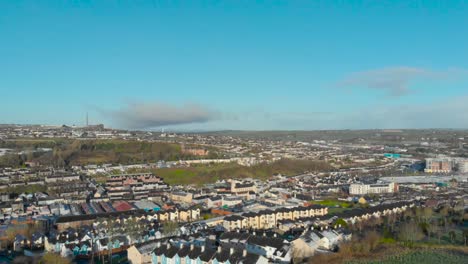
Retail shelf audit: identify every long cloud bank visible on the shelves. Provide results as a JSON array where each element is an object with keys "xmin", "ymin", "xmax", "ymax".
[{"xmin": 100, "ymin": 102, "xmax": 218, "ymax": 129}]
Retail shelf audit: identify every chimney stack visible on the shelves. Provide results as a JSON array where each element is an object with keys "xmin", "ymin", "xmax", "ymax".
[
  {"xmin": 242, "ymin": 249, "xmax": 247, "ymax": 257},
  {"xmin": 201, "ymin": 245, "xmax": 205, "ymax": 252},
  {"xmin": 230, "ymin": 247, "xmax": 234, "ymax": 255},
  {"xmin": 190, "ymin": 244, "xmax": 194, "ymax": 250},
  {"xmin": 218, "ymin": 246, "xmax": 222, "ymax": 253}
]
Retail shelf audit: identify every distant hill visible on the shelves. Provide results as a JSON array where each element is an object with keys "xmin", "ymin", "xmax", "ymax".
[
  {"xmin": 0, "ymin": 139, "xmax": 212, "ymax": 167},
  {"xmin": 200, "ymin": 129, "xmax": 468, "ymax": 143}
]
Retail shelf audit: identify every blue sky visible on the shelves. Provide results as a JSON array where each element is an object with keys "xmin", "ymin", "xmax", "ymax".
[{"xmin": 1, "ymin": 1, "xmax": 468, "ymax": 130}]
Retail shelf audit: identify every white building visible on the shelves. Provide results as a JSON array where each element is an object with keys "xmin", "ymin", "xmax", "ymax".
[
  {"xmin": 349, "ymin": 182, "xmax": 398, "ymax": 195},
  {"xmin": 222, "ymin": 196, "xmax": 243, "ymax": 207},
  {"xmin": 458, "ymin": 160, "xmax": 468, "ymax": 174}
]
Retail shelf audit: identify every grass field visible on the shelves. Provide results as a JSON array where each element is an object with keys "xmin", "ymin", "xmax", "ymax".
[
  {"xmin": 154, "ymin": 159, "xmax": 332, "ymax": 185},
  {"xmin": 348, "ymin": 250, "xmax": 468, "ymax": 264},
  {"xmin": 308, "ymin": 199, "xmax": 356, "ymax": 215},
  {"xmin": 311, "ymin": 199, "xmax": 354, "ymax": 208}
]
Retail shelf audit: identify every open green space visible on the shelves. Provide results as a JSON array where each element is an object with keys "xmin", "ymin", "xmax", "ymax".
[
  {"xmin": 154, "ymin": 159, "xmax": 332, "ymax": 185},
  {"xmin": 311, "ymin": 199, "xmax": 354, "ymax": 208},
  {"xmin": 309, "ymin": 199, "xmax": 358, "ymax": 215},
  {"xmin": 348, "ymin": 250, "xmax": 467, "ymax": 264}
]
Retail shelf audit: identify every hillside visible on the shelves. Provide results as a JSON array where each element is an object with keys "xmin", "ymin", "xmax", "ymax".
[
  {"xmin": 154, "ymin": 159, "xmax": 333, "ymax": 185},
  {"xmin": 0, "ymin": 139, "xmax": 209, "ymax": 167}
]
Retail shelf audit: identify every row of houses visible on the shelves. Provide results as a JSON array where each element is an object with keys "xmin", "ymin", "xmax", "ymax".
[
  {"xmin": 106, "ymin": 173, "xmax": 169, "ymax": 201},
  {"xmin": 218, "ymin": 232, "xmax": 291, "ymax": 263},
  {"xmin": 55, "ymin": 207, "xmax": 201, "ymax": 231},
  {"xmin": 223, "ymin": 205, "xmax": 328, "ymax": 231},
  {"xmin": 127, "ymin": 226, "xmax": 353, "ymax": 264},
  {"xmin": 338, "ymin": 201, "xmax": 414, "ymax": 224},
  {"xmin": 150, "ymin": 243, "xmax": 268, "ymax": 264}
]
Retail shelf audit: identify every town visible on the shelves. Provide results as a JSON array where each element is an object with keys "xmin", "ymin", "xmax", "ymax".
[
  {"xmin": 0, "ymin": 125, "xmax": 467, "ymax": 263},
  {"xmin": 3, "ymin": 1, "xmax": 468, "ymax": 263}
]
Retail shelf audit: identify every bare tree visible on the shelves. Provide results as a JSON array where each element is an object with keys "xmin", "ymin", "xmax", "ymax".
[
  {"xmin": 449, "ymin": 230, "xmax": 456, "ymax": 243},
  {"xmin": 426, "ymin": 220, "xmax": 437, "ymax": 239},
  {"xmin": 162, "ymin": 221, "xmax": 178, "ymax": 236},
  {"xmin": 124, "ymin": 218, "xmax": 142, "ymax": 244},
  {"xmin": 365, "ymin": 231, "xmax": 381, "ymax": 251},
  {"xmin": 463, "ymin": 229, "xmax": 468, "ymax": 246},
  {"xmin": 398, "ymin": 220, "xmax": 424, "ymax": 245},
  {"xmin": 422, "ymin": 207, "xmax": 433, "ymax": 222}
]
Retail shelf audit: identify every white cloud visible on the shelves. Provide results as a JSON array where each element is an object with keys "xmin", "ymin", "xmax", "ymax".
[{"xmin": 338, "ymin": 67, "xmax": 467, "ymax": 96}]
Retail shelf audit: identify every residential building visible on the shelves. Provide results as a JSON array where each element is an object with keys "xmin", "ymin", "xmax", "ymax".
[{"xmin": 349, "ymin": 182, "xmax": 398, "ymax": 195}]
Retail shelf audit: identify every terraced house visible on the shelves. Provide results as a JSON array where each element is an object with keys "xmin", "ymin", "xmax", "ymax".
[
  {"xmin": 55, "ymin": 207, "xmax": 201, "ymax": 231},
  {"xmin": 223, "ymin": 205, "xmax": 328, "ymax": 231},
  {"xmin": 151, "ymin": 243, "xmax": 269, "ymax": 264}
]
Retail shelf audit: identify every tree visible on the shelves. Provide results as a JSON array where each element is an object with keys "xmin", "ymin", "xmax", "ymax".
[
  {"xmin": 0, "ymin": 154, "xmax": 22, "ymax": 167},
  {"xmin": 415, "ymin": 207, "xmax": 424, "ymax": 223},
  {"xmin": 435, "ymin": 225, "xmax": 443, "ymax": 244},
  {"xmin": 4, "ymin": 223, "xmax": 40, "ymax": 249},
  {"xmin": 387, "ymin": 213, "xmax": 397, "ymax": 232},
  {"xmin": 398, "ymin": 220, "xmax": 424, "ymax": 245},
  {"xmin": 124, "ymin": 218, "xmax": 142, "ymax": 244},
  {"xmin": 422, "ymin": 207, "xmax": 433, "ymax": 222},
  {"xmin": 463, "ymin": 229, "xmax": 468, "ymax": 246},
  {"xmin": 334, "ymin": 218, "xmax": 348, "ymax": 228},
  {"xmin": 440, "ymin": 206, "xmax": 450, "ymax": 231},
  {"xmin": 453, "ymin": 201, "xmax": 465, "ymax": 224},
  {"xmin": 426, "ymin": 220, "xmax": 438, "ymax": 239},
  {"xmin": 449, "ymin": 230, "xmax": 456, "ymax": 243},
  {"xmin": 364, "ymin": 231, "xmax": 381, "ymax": 251},
  {"xmin": 40, "ymin": 252, "xmax": 71, "ymax": 264},
  {"xmin": 162, "ymin": 221, "xmax": 178, "ymax": 236},
  {"xmin": 93, "ymin": 218, "xmax": 120, "ymax": 264},
  {"xmin": 370, "ymin": 216, "xmax": 383, "ymax": 227}
]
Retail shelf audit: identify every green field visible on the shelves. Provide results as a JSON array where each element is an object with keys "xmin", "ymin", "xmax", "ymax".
[
  {"xmin": 311, "ymin": 199, "xmax": 354, "ymax": 208},
  {"xmin": 154, "ymin": 159, "xmax": 332, "ymax": 185},
  {"xmin": 348, "ymin": 250, "xmax": 468, "ymax": 264}
]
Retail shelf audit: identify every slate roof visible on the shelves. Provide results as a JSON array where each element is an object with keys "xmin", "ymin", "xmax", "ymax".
[
  {"xmin": 187, "ymin": 246, "xmax": 202, "ymax": 259},
  {"xmin": 176, "ymin": 245, "xmax": 191, "ymax": 258},
  {"xmin": 199, "ymin": 248, "xmax": 216, "ymax": 262},
  {"xmin": 247, "ymin": 235, "xmax": 284, "ymax": 250},
  {"xmin": 219, "ymin": 232, "xmax": 250, "ymax": 241},
  {"xmin": 224, "ymin": 215, "xmax": 245, "ymax": 221},
  {"xmin": 165, "ymin": 246, "xmax": 180, "ymax": 258},
  {"xmin": 135, "ymin": 240, "xmax": 160, "ymax": 254},
  {"xmin": 213, "ymin": 248, "xmax": 231, "ymax": 262}
]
